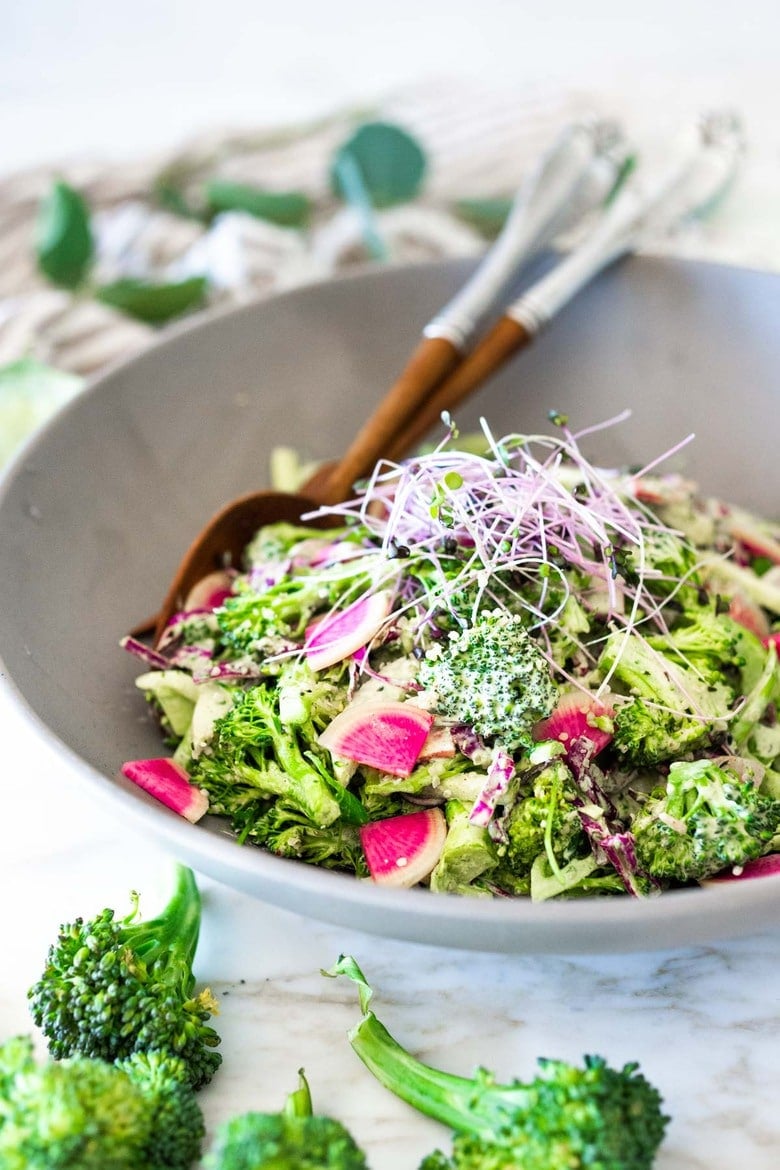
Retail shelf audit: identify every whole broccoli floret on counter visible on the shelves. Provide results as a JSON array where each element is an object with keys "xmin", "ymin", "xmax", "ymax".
[
  {"xmin": 418, "ymin": 612, "xmax": 559, "ymax": 751},
  {"xmin": 599, "ymin": 630, "xmax": 734, "ymax": 766},
  {"xmin": 117, "ymin": 1051, "xmax": 205, "ymax": 1170},
  {"xmin": 28, "ymin": 865, "xmax": 221, "ymax": 1090},
  {"xmin": 327, "ymin": 957, "xmax": 668, "ymax": 1170},
  {"xmin": 0, "ymin": 1036, "xmax": 204, "ymax": 1170},
  {"xmin": 632, "ymin": 758, "xmax": 780, "ymax": 883},
  {"xmin": 191, "ymin": 683, "xmax": 343, "ymax": 830},
  {"xmin": 204, "ymin": 1070, "xmax": 368, "ymax": 1170}
]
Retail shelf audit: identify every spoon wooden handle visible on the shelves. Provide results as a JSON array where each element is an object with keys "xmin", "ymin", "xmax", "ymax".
[
  {"xmin": 382, "ymin": 316, "xmax": 533, "ymax": 462},
  {"xmin": 312, "ymin": 335, "xmax": 461, "ymax": 505}
]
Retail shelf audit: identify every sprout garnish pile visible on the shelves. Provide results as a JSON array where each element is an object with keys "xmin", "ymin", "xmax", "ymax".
[{"xmin": 121, "ymin": 414, "xmax": 780, "ymax": 899}]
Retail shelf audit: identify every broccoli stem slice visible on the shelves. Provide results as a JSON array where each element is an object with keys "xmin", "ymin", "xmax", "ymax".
[
  {"xmin": 119, "ymin": 864, "xmax": 201, "ymax": 994},
  {"xmin": 284, "ymin": 1070, "xmax": 314, "ymax": 1119},
  {"xmin": 324, "ymin": 956, "xmax": 528, "ymax": 1137}
]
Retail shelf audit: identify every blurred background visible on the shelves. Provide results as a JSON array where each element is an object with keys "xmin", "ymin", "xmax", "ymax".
[
  {"xmin": 1, "ymin": 0, "xmax": 778, "ymax": 451},
  {"xmin": 4, "ymin": 0, "xmax": 778, "ymax": 170}
]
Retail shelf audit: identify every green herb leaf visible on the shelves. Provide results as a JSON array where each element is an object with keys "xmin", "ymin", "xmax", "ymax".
[
  {"xmin": 0, "ymin": 358, "xmax": 83, "ymax": 468},
  {"xmin": 95, "ymin": 276, "xmax": 208, "ymax": 324},
  {"xmin": 331, "ymin": 121, "xmax": 427, "ymax": 208},
  {"xmin": 35, "ymin": 180, "xmax": 94, "ymax": 288},
  {"xmin": 204, "ymin": 180, "xmax": 311, "ymax": 227},
  {"xmin": 454, "ymin": 197, "xmax": 514, "ymax": 238}
]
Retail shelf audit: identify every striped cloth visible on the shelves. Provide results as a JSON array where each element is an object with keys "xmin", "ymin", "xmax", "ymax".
[{"xmin": 0, "ymin": 81, "xmax": 738, "ymax": 378}]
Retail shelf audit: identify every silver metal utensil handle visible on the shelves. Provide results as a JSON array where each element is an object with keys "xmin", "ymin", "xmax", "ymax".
[
  {"xmin": 507, "ymin": 111, "xmax": 745, "ymax": 337},
  {"xmin": 424, "ymin": 119, "xmax": 626, "ymax": 351}
]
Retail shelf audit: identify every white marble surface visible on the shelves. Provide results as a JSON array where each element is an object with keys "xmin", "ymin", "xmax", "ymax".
[{"xmin": 3, "ymin": 6, "xmax": 780, "ymax": 1166}]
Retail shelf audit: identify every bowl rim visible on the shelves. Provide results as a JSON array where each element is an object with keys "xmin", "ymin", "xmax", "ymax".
[{"xmin": 2, "ymin": 253, "xmax": 779, "ymax": 952}]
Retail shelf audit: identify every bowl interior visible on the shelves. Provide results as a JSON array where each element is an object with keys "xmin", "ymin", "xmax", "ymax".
[{"xmin": 2, "ymin": 255, "xmax": 779, "ymax": 953}]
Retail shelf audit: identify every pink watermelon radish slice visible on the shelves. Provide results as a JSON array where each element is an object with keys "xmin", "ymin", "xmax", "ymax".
[
  {"xmin": 305, "ymin": 590, "xmax": 393, "ymax": 672},
  {"xmin": 729, "ymin": 594, "xmax": 770, "ymax": 640},
  {"xmin": 360, "ymin": 807, "xmax": 447, "ymax": 887},
  {"xmin": 121, "ymin": 758, "xmax": 209, "ymax": 823},
  {"xmin": 184, "ymin": 570, "xmax": 234, "ymax": 612},
  {"xmin": 534, "ymin": 691, "xmax": 614, "ymax": 757},
  {"xmin": 725, "ymin": 514, "xmax": 780, "ymax": 565},
  {"xmin": 701, "ymin": 854, "xmax": 780, "ymax": 885},
  {"xmin": 319, "ymin": 700, "xmax": 434, "ymax": 776}
]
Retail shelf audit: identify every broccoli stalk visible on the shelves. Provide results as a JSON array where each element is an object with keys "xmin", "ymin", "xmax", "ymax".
[
  {"xmin": 28, "ymin": 865, "xmax": 221, "ymax": 1089},
  {"xmin": 203, "ymin": 1069, "xmax": 369, "ymax": 1170},
  {"xmin": 0, "ymin": 1037, "xmax": 204, "ymax": 1170},
  {"xmin": 632, "ymin": 758, "xmax": 780, "ymax": 882},
  {"xmin": 325, "ymin": 956, "xmax": 668, "ymax": 1170},
  {"xmin": 429, "ymin": 800, "xmax": 497, "ymax": 895}
]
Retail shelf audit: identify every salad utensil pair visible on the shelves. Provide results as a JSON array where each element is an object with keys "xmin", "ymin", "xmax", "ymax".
[
  {"xmin": 146, "ymin": 119, "xmax": 625, "ymax": 641},
  {"xmin": 148, "ymin": 111, "xmax": 743, "ymax": 643}
]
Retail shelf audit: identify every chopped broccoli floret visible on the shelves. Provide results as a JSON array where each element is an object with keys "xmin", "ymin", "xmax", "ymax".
[
  {"xmin": 251, "ymin": 800, "xmax": 368, "ymax": 874},
  {"xmin": 419, "ymin": 612, "xmax": 558, "ymax": 751},
  {"xmin": 244, "ymin": 522, "xmax": 343, "ymax": 568},
  {"xmin": 599, "ymin": 630, "xmax": 734, "ymax": 765},
  {"xmin": 28, "ymin": 865, "xmax": 221, "ymax": 1089},
  {"xmin": 327, "ymin": 956, "xmax": 668, "ymax": 1170},
  {"xmin": 498, "ymin": 760, "xmax": 589, "ymax": 881},
  {"xmin": 616, "ymin": 525, "xmax": 701, "ymax": 602},
  {"xmin": 647, "ymin": 607, "xmax": 766, "ymax": 694},
  {"xmin": 0, "ymin": 1037, "xmax": 204, "ymax": 1170},
  {"xmin": 191, "ymin": 683, "xmax": 342, "ymax": 831},
  {"xmin": 632, "ymin": 758, "xmax": 780, "ymax": 882},
  {"xmin": 204, "ymin": 1069, "xmax": 368, "ymax": 1170},
  {"xmin": 216, "ymin": 557, "xmax": 373, "ymax": 654}
]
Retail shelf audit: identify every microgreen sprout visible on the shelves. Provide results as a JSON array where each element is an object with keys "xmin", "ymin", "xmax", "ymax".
[{"xmin": 304, "ymin": 415, "xmax": 698, "ymax": 657}]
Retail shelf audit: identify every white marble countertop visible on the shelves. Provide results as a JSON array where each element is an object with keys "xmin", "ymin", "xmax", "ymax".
[{"xmin": 3, "ymin": 7, "xmax": 780, "ymax": 1165}]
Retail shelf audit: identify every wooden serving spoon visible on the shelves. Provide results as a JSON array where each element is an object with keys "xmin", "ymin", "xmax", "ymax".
[{"xmin": 144, "ymin": 121, "xmax": 627, "ymax": 644}]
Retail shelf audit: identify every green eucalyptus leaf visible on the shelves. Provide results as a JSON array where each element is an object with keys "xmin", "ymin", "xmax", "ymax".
[
  {"xmin": 204, "ymin": 180, "xmax": 311, "ymax": 228},
  {"xmin": 331, "ymin": 121, "xmax": 427, "ymax": 208},
  {"xmin": 95, "ymin": 276, "xmax": 208, "ymax": 324},
  {"xmin": 454, "ymin": 197, "xmax": 514, "ymax": 238},
  {"xmin": 0, "ymin": 358, "xmax": 83, "ymax": 468},
  {"xmin": 36, "ymin": 180, "xmax": 94, "ymax": 288}
]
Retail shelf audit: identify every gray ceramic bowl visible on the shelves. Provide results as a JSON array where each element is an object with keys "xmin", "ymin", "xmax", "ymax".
[{"xmin": 1, "ymin": 256, "xmax": 779, "ymax": 954}]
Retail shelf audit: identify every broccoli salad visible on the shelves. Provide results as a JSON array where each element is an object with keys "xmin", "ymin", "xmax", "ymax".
[{"xmin": 121, "ymin": 415, "xmax": 780, "ymax": 900}]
